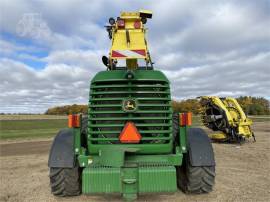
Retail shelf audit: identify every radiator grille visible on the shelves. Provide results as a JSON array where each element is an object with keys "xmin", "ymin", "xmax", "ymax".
[{"xmin": 88, "ymin": 80, "xmax": 172, "ymax": 145}]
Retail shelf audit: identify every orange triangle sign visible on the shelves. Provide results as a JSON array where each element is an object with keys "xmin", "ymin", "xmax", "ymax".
[{"xmin": 119, "ymin": 122, "xmax": 142, "ymax": 143}]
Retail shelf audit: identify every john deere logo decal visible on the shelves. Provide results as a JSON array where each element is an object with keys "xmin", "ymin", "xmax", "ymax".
[{"xmin": 123, "ymin": 99, "xmax": 137, "ymax": 112}]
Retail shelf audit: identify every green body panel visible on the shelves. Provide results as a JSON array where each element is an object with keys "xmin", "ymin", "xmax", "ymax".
[
  {"xmin": 82, "ymin": 167, "xmax": 121, "ymax": 193},
  {"xmin": 77, "ymin": 152, "xmax": 183, "ymax": 168},
  {"xmin": 91, "ymin": 70, "xmax": 170, "ymax": 83},
  {"xmin": 138, "ymin": 166, "xmax": 176, "ymax": 193},
  {"xmin": 179, "ymin": 126, "xmax": 188, "ymax": 153},
  {"xmin": 87, "ymin": 69, "xmax": 173, "ymax": 155},
  {"xmin": 82, "ymin": 165, "xmax": 177, "ymax": 196},
  {"xmin": 88, "ymin": 144, "xmax": 172, "ymax": 155}
]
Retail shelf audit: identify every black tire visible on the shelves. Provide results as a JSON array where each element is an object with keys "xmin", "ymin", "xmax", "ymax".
[
  {"xmin": 81, "ymin": 116, "xmax": 88, "ymax": 134},
  {"xmin": 49, "ymin": 165, "xmax": 81, "ymax": 196},
  {"xmin": 173, "ymin": 112, "xmax": 180, "ymax": 149},
  {"xmin": 177, "ymin": 155, "xmax": 215, "ymax": 194},
  {"xmin": 81, "ymin": 116, "xmax": 88, "ymax": 147}
]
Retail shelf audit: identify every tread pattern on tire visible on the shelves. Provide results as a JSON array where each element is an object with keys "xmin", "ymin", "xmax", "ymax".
[
  {"xmin": 185, "ymin": 165, "xmax": 215, "ymax": 193},
  {"xmin": 81, "ymin": 116, "xmax": 88, "ymax": 147},
  {"xmin": 173, "ymin": 112, "xmax": 179, "ymax": 147},
  {"xmin": 81, "ymin": 116, "xmax": 88, "ymax": 135},
  {"xmin": 50, "ymin": 166, "xmax": 81, "ymax": 196},
  {"xmin": 177, "ymin": 157, "xmax": 215, "ymax": 194}
]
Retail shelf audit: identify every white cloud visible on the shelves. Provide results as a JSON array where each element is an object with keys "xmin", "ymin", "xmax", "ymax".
[
  {"xmin": 0, "ymin": 58, "xmax": 94, "ymax": 113},
  {"xmin": 0, "ymin": 0, "xmax": 269, "ymax": 113},
  {"xmin": 169, "ymin": 52, "xmax": 270, "ymax": 99},
  {"xmin": 44, "ymin": 49, "xmax": 105, "ymax": 71}
]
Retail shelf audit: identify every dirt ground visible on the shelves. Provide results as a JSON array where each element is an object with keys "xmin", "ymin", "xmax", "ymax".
[{"xmin": 0, "ymin": 122, "xmax": 269, "ymax": 202}]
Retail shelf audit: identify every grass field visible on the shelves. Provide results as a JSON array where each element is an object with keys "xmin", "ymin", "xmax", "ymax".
[
  {"xmin": 0, "ymin": 115, "xmax": 269, "ymax": 140},
  {"xmin": 0, "ymin": 119, "xmax": 67, "ymax": 140}
]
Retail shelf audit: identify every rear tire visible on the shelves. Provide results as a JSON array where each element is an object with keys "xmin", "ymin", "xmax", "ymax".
[
  {"xmin": 81, "ymin": 116, "xmax": 88, "ymax": 134},
  {"xmin": 81, "ymin": 116, "xmax": 88, "ymax": 147},
  {"xmin": 49, "ymin": 165, "xmax": 81, "ymax": 196},
  {"xmin": 177, "ymin": 155, "xmax": 215, "ymax": 194},
  {"xmin": 173, "ymin": 112, "xmax": 179, "ymax": 146}
]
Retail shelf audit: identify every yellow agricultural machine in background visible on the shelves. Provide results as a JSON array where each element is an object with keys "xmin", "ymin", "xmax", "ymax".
[{"xmin": 199, "ymin": 96, "xmax": 255, "ymax": 143}]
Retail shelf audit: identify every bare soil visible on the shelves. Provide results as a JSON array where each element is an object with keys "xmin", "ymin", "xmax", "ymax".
[{"xmin": 0, "ymin": 122, "xmax": 269, "ymax": 202}]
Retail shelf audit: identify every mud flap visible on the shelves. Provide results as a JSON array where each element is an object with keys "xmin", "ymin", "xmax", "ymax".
[
  {"xmin": 187, "ymin": 128, "xmax": 215, "ymax": 166},
  {"xmin": 48, "ymin": 128, "xmax": 75, "ymax": 168}
]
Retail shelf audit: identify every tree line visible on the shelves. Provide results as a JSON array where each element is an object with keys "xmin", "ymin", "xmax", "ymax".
[
  {"xmin": 45, "ymin": 104, "xmax": 88, "ymax": 115},
  {"xmin": 172, "ymin": 96, "xmax": 269, "ymax": 115},
  {"xmin": 45, "ymin": 96, "xmax": 269, "ymax": 115}
]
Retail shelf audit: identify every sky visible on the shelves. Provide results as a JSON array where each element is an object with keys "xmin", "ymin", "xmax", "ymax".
[{"xmin": 0, "ymin": 0, "xmax": 270, "ymax": 113}]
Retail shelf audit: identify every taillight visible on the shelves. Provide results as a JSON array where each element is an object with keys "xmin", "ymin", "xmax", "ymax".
[
  {"xmin": 179, "ymin": 112, "xmax": 192, "ymax": 126},
  {"xmin": 134, "ymin": 20, "xmax": 141, "ymax": 29},
  {"xmin": 117, "ymin": 19, "xmax": 125, "ymax": 28},
  {"xmin": 68, "ymin": 114, "xmax": 80, "ymax": 128}
]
